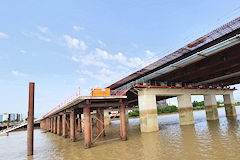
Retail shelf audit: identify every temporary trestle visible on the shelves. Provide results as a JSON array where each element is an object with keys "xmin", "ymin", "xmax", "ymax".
[
  {"xmin": 89, "ymin": 106, "xmax": 127, "ymax": 146},
  {"xmin": 40, "ymin": 96, "xmax": 128, "ymax": 149},
  {"xmin": 82, "ymin": 98, "xmax": 128, "ymax": 148}
]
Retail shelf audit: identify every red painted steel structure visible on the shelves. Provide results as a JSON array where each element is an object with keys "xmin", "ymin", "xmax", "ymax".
[
  {"xmin": 84, "ymin": 106, "xmax": 91, "ymax": 148},
  {"xmin": 134, "ymin": 84, "xmax": 236, "ymax": 91}
]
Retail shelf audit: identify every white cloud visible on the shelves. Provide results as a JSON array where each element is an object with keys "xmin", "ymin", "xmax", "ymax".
[
  {"xmin": 80, "ymin": 69, "xmax": 115, "ymax": 85},
  {"xmin": 19, "ymin": 50, "xmax": 26, "ymax": 54},
  {"xmin": 145, "ymin": 50, "xmax": 155, "ymax": 57},
  {"xmin": 73, "ymin": 26, "xmax": 84, "ymax": 31},
  {"xmin": 99, "ymin": 68, "xmax": 114, "ymax": 75},
  {"xmin": 71, "ymin": 56, "xmax": 79, "ymax": 62},
  {"xmin": 81, "ymin": 53, "xmax": 108, "ymax": 68},
  {"xmin": 22, "ymin": 32, "xmax": 51, "ymax": 42},
  {"xmin": 128, "ymin": 57, "xmax": 144, "ymax": 68},
  {"xmin": 91, "ymin": 48, "xmax": 146, "ymax": 69},
  {"xmin": 0, "ymin": 32, "xmax": 8, "ymax": 38},
  {"xmin": 78, "ymin": 77, "xmax": 86, "ymax": 83},
  {"xmin": 37, "ymin": 26, "xmax": 48, "ymax": 33},
  {"xmin": 132, "ymin": 43, "xmax": 138, "ymax": 48},
  {"xmin": 63, "ymin": 35, "xmax": 87, "ymax": 50},
  {"xmin": 73, "ymin": 48, "xmax": 146, "ymax": 87},
  {"xmin": 97, "ymin": 40, "xmax": 106, "ymax": 47},
  {"xmin": 95, "ymin": 48, "xmax": 110, "ymax": 59},
  {"xmin": 80, "ymin": 69, "xmax": 93, "ymax": 75},
  {"xmin": 94, "ymin": 61, "xmax": 108, "ymax": 68},
  {"xmin": 95, "ymin": 48, "xmax": 127, "ymax": 63},
  {"xmin": 38, "ymin": 35, "xmax": 51, "ymax": 42},
  {"xmin": 12, "ymin": 70, "xmax": 27, "ymax": 77}
]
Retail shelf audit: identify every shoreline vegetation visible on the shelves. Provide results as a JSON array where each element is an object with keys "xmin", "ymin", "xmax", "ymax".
[{"xmin": 128, "ymin": 101, "xmax": 240, "ymax": 117}]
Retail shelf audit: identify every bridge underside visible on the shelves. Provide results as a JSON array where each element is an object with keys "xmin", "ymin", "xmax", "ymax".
[
  {"xmin": 124, "ymin": 42, "xmax": 240, "ymax": 132},
  {"xmin": 151, "ymin": 43, "xmax": 240, "ymax": 86},
  {"xmin": 126, "ymin": 42, "xmax": 240, "ymax": 107}
]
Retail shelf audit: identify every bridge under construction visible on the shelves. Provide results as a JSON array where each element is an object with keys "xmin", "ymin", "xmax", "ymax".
[{"xmin": 40, "ymin": 17, "xmax": 240, "ymax": 148}]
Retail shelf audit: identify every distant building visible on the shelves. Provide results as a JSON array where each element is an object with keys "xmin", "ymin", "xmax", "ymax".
[
  {"xmin": 15, "ymin": 114, "xmax": 23, "ymax": 121},
  {"xmin": 10, "ymin": 114, "xmax": 15, "ymax": 121},
  {"xmin": 1, "ymin": 113, "xmax": 23, "ymax": 122},
  {"xmin": 2, "ymin": 113, "xmax": 9, "ymax": 121}
]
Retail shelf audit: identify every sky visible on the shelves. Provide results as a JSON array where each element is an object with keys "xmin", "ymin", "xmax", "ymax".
[{"xmin": 0, "ymin": 0, "xmax": 240, "ymax": 118}]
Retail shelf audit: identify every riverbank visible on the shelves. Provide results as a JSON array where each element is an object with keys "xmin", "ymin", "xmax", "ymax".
[{"xmin": 128, "ymin": 105, "xmax": 240, "ymax": 118}]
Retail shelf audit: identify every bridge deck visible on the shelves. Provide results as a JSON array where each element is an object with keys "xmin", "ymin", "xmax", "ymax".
[{"xmin": 42, "ymin": 96, "xmax": 127, "ymax": 119}]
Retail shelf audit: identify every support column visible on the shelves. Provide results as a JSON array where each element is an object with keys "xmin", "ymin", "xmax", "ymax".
[
  {"xmin": 104, "ymin": 109, "xmax": 111, "ymax": 125},
  {"xmin": 54, "ymin": 117, "xmax": 57, "ymax": 134},
  {"xmin": 48, "ymin": 118, "xmax": 51, "ymax": 131},
  {"xmin": 40, "ymin": 121, "xmax": 42, "ymax": 129},
  {"xmin": 84, "ymin": 106, "xmax": 91, "ymax": 149},
  {"xmin": 77, "ymin": 115, "xmax": 82, "ymax": 133},
  {"xmin": 47, "ymin": 119, "xmax": 49, "ymax": 130},
  {"xmin": 138, "ymin": 91, "xmax": 159, "ymax": 132},
  {"xmin": 70, "ymin": 110, "xmax": 76, "ymax": 142},
  {"xmin": 224, "ymin": 93, "xmax": 236, "ymax": 117},
  {"xmin": 204, "ymin": 94, "xmax": 219, "ymax": 120},
  {"xmin": 57, "ymin": 115, "xmax": 62, "ymax": 136},
  {"xmin": 62, "ymin": 113, "xmax": 67, "ymax": 138},
  {"xmin": 120, "ymin": 104, "xmax": 127, "ymax": 141},
  {"xmin": 50, "ymin": 118, "xmax": 52, "ymax": 132},
  {"xmin": 51, "ymin": 118, "xmax": 54, "ymax": 133},
  {"xmin": 177, "ymin": 94, "xmax": 194, "ymax": 125},
  {"xmin": 96, "ymin": 108, "xmax": 105, "ymax": 137},
  {"xmin": 67, "ymin": 116, "xmax": 70, "ymax": 135}
]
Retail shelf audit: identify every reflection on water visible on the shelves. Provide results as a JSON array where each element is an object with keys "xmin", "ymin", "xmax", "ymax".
[{"xmin": 1, "ymin": 106, "xmax": 240, "ymax": 160}]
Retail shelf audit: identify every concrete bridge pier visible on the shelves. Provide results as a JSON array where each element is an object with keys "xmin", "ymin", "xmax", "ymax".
[
  {"xmin": 204, "ymin": 94, "xmax": 219, "ymax": 120},
  {"xmin": 177, "ymin": 94, "xmax": 194, "ymax": 125},
  {"xmin": 138, "ymin": 90, "xmax": 159, "ymax": 132},
  {"xmin": 224, "ymin": 93, "xmax": 237, "ymax": 117}
]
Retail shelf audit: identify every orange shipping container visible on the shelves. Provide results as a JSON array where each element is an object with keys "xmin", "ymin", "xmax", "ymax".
[{"xmin": 90, "ymin": 88, "xmax": 111, "ymax": 97}]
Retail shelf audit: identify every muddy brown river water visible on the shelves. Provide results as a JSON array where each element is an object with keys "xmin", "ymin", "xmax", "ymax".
[{"xmin": 1, "ymin": 106, "xmax": 240, "ymax": 160}]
